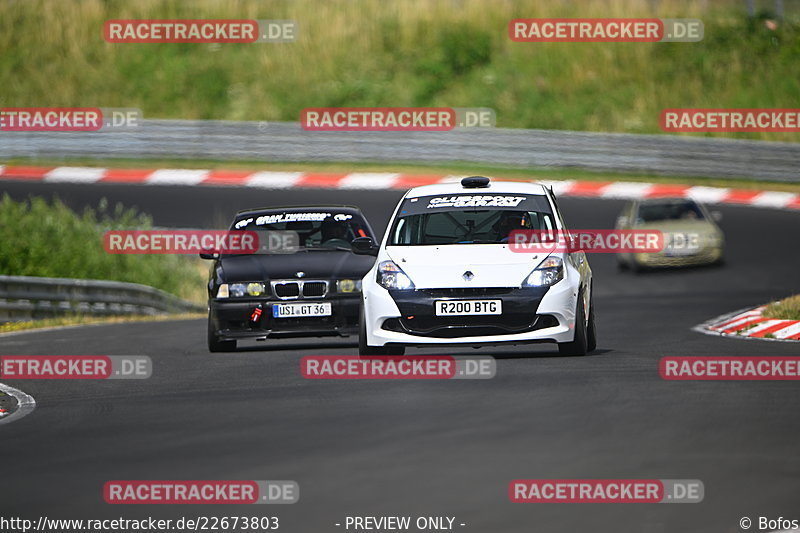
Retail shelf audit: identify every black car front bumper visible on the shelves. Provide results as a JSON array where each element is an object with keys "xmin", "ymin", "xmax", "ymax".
[{"xmin": 209, "ymin": 296, "xmax": 360, "ymax": 340}]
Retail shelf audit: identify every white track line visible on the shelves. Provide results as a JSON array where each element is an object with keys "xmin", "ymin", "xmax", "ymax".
[
  {"xmin": 751, "ymin": 191, "xmax": 796, "ymax": 208},
  {"xmin": 773, "ymin": 322, "xmax": 800, "ymax": 340},
  {"xmin": 686, "ymin": 186, "xmax": 731, "ymax": 204},
  {"xmin": 246, "ymin": 171, "xmax": 303, "ymax": 188},
  {"xmin": 742, "ymin": 320, "xmax": 786, "ymax": 334},
  {"xmin": 337, "ymin": 173, "xmax": 400, "ymax": 189},
  {"xmin": 44, "ymin": 167, "xmax": 107, "ymax": 183},
  {"xmin": 600, "ymin": 182, "xmax": 654, "ymax": 199},
  {"xmin": 146, "ymin": 169, "xmax": 210, "ymax": 185},
  {"xmin": 718, "ymin": 316, "xmax": 763, "ymax": 332},
  {"xmin": 0, "ymin": 383, "xmax": 36, "ymax": 426}
]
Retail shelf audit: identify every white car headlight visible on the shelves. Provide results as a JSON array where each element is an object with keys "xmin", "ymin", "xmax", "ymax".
[
  {"xmin": 377, "ymin": 260, "xmax": 415, "ymax": 290},
  {"xmin": 523, "ymin": 256, "xmax": 564, "ymax": 287}
]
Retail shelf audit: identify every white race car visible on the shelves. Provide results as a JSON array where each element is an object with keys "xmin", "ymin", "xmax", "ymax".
[{"xmin": 352, "ymin": 176, "xmax": 596, "ymax": 356}]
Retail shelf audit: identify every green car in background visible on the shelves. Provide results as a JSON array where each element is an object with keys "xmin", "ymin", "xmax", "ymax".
[{"xmin": 616, "ymin": 198, "xmax": 725, "ymax": 271}]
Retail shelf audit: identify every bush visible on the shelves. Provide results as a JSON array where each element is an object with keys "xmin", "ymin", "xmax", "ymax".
[{"xmin": 0, "ymin": 194, "xmax": 205, "ymax": 303}]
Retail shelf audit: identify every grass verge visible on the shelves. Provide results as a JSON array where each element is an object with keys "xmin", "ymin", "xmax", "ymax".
[
  {"xmin": 1, "ymin": 0, "xmax": 799, "ymax": 141},
  {"xmin": 763, "ymin": 295, "xmax": 800, "ymax": 320},
  {"xmin": 0, "ymin": 313, "xmax": 205, "ymax": 335}
]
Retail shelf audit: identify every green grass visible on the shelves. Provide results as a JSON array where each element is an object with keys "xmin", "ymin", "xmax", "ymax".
[
  {"xmin": 764, "ymin": 295, "xmax": 800, "ymax": 320},
  {"xmin": 0, "ymin": 194, "xmax": 206, "ymax": 303},
  {"xmin": 1, "ymin": 0, "xmax": 799, "ymax": 141}
]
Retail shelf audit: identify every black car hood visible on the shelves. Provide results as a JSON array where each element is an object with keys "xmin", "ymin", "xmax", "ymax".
[{"xmin": 218, "ymin": 250, "xmax": 375, "ymax": 282}]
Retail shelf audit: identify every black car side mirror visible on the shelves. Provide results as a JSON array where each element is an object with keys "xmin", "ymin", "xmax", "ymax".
[
  {"xmin": 351, "ymin": 236, "xmax": 378, "ymax": 256},
  {"xmin": 199, "ymin": 251, "xmax": 219, "ymax": 260}
]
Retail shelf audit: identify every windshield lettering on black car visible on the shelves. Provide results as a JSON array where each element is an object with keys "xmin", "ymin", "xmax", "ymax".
[{"xmin": 231, "ymin": 211, "xmax": 371, "ymax": 251}]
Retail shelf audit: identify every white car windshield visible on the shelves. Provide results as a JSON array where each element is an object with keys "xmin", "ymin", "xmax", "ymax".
[{"xmin": 390, "ymin": 208, "xmax": 556, "ymax": 245}]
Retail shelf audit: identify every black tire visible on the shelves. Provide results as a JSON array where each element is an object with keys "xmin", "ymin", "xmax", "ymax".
[
  {"xmin": 558, "ymin": 291, "xmax": 588, "ymax": 356},
  {"xmin": 358, "ymin": 307, "xmax": 405, "ymax": 356},
  {"xmin": 207, "ymin": 314, "xmax": 236, "ymax": 352},
  {"xmin": 586, "ymin": 295, "xmax": 597, "ymax": 353}
]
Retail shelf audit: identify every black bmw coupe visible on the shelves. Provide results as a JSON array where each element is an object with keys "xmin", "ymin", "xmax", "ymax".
[{"xmin": 202, "ymin": 205, "xmax": 377, "ymax": 352}]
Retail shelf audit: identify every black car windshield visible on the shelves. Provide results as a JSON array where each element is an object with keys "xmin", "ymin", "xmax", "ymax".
[
  {"xmin": 231, "ymin": 210, "xmax": 371, "ymax": 251},
  {"xmin": 637, "ymin": 200, "xmax": 705, "ymax": 223},
  {"xmin": 388, "ymin": 192, "xmax": 556, "ymax": 246}
]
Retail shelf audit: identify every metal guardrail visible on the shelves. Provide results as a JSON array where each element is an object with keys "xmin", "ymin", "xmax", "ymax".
[
  {"xmin": 1, "ymin": 119, "xmax": 798, "ymax": 182},
  {"xmin": 0, "ymin": 275, "xmax": 204, "ymax": 323}
]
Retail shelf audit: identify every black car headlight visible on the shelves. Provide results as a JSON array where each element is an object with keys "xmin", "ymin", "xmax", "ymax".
[
  {"xmin": 216, "ymin": 282, "xmax": 266, "ymax": 298},
  {"xmin": 336, "ymin": 279, "xmax": 362, "ymax": 293}
]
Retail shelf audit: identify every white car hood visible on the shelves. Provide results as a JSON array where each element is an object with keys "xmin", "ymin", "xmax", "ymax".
[{"xmin": 385, "ymin": 245, "xmax": 555, "ymax": 289}]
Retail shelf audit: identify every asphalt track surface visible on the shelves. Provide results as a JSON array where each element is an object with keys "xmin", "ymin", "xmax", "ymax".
[{"xmin": 1, "ymin": 181, "xmax": 799, "ymax": 533}]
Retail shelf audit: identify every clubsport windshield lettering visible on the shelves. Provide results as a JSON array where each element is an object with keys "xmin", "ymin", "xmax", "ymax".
[{"xmin": 389, "ymin": 194, "xmax": 555, "ymax": 246}]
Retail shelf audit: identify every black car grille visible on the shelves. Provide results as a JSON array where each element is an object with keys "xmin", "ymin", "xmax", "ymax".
[
  {"xmin": 271, "ymin": 280, "xmax": 328, "ymax": 299},
  {"xmin": 302, "ymin": 281, "xmax": 327, "ymax": 297},
  {"xmin": 274, "ymin": 283, "xmax": 300, "ymax": 298}
]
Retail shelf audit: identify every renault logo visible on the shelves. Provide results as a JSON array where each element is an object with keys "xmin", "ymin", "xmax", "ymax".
[{"xmin": 462, "ymin": 271, "xmax": 474, "ymax": 281}]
